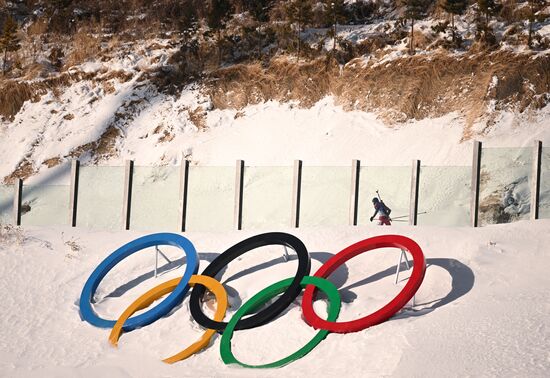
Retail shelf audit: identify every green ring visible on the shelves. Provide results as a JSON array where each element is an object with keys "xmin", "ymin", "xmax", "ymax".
[{"xmin": 220, "ymin": 276, "xmax": 341, "ymax": 368}]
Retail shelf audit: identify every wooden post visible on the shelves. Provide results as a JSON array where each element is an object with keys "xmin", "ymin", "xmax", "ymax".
[
  {"xmin": 291, "ymin": 160, "xmax": 303, "ymax": 228},
  {"xmin": 409, "ymin": 160, "xmax": 420, "ymax": 226},
  {"xmin": 349, "ymin": 160, "xmax": 360, "ymax": 226},
  {"xmin": 13, "ymin": 179, "xmax": 22, "ymax": 226},
  {"xmin": 531, "ymin": 140, "xmax": 542, "ymax": 220},
  {"xmin": 234, "ymin": 160, "xmax": 244, "ymax": 230},
  {"xmin": 471, "ymin": 141, "xmax": 482, "ymax": 227},
  {"xmin": 69, "ymin": 160, "xmax": 80, "ymax": 227},
  {"xmin": 179, "ymin": 159, "xmax": 190, "ymax": 232},
  {"xmin": 122, "ymin": 160, "xmax": 134, "ymax": 230}
]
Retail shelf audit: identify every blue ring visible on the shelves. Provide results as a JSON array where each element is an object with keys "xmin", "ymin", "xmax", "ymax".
[{"xmin": 79, "ymin": 233, "xmax": 199, "ymax": 331}]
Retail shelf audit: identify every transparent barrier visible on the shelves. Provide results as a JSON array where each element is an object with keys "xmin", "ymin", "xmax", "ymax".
[
  {"xmin": 0, "ymin": 185, "xmax": 14, "ymax": 224},
  {"xmin": 300, "ymin": 166, "xmax": 351, "ymax": 227},
  {"xmin": 130, "ymin": 166, "xmax": 180, "ymax": 231},
  {"xmin": 78, "ymin": 166, "xmax": 125, "ymax": 230},
  {"xmin": 479, "ymin": 148, "xmax": 531, "ymax": 226},
  {"xmin": 186, "ymin": 166, "xmax": 234, "ymax": 232},
  {"xmin": 417, "ymin": 166, "xmax": 470, "ymax": 227},
  {"xmin": 20, "ymin": 185, "xmax": 70, "ymax": 226},
  {"xmin": 242, "ymin": 166, "xmax": 293, "ymax": 229},
  {"xmin": 540, "ymin": 147, "xmax": 550, "ymax": 219},
  {"xmin": 358, "ymin": 166, "xmax": 410, "ymax": 226}
]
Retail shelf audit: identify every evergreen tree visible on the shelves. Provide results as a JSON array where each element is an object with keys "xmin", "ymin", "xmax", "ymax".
[
  {"xmin": 0, "ymin": 16, "xmax": 21, "ymax": 75},
  {"xmin": 441, "ymin": 0, "xmax": 467, "ymax": 44},
  {"xmin": 206, "ymin": 0, "xmax": 234, "ymax": 64},
  {"xmin": 284, "ymin": 0, "xmax": 313, "ymax": 57},
  {"xmin": 244, "ymin": 0, "xmax": 275, "ymax": 58},
  {"xmin": 476, "ymin": 0, "xmax": 501, "ymax": 44},
  {"xmin": 400, "ymin": 0, "xmax": 430, "ymax": 54},
  {"xmin": 323, "ymin": 0, "xmax": 347, "ymax": 51}
]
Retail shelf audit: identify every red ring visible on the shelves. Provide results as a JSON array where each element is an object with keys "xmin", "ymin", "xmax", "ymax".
[{"xmin": 301, "ymin": 234, "xmax": 426, "ymax": 333}]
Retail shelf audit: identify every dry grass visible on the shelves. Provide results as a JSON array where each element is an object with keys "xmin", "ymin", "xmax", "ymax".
[
  {"xmin": 0, "ymin": 71, "xmax": 96, "ymax": 120},
  {"xmin": 188, "ymin": 106, "xmax": 208, "ymax": 131},
  {"xmin": 42, "ymin": 157, "xmax": 62, "ymax": 168},
  {"xmin": 67, "ymin": 125, "xmax": 122, "ymax": 162},
  {"xmin": 65, "ymin": 27, "xmax": 101, "ymax": 69},
  {"xmin": 3, "ymin": 159, "xmax": 36, "ymax": 184},
  {"xmin": 208, "ymin": 56, "xmax": 338, "ymax": 109},
  {"xmin": 0, "ymin": 81, "xmax": 44, "ymax": 120},
  {"xmin": 207, "ymin": 51, "xmax": 550, "ymax": 138}
]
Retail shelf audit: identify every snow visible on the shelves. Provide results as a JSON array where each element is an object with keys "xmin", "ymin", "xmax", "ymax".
[
  {"xmin": 3, "ymin": 92, "xmax": 550, "ymax": 185},
  {"xmin": 1, "ymin": 220, "xmax": 549, "ymax": 377}
]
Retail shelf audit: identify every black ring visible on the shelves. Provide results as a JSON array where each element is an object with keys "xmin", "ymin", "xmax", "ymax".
[{"xmin": 189, "ymin": 232, "xmax": 311, "ymax": 331}]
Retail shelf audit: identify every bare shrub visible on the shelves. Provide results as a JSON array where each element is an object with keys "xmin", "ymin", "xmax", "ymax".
[
  {"xmin": 65, "ymin": 26, "xmax": 101, "ymax": 68},
  {"xmin": 0, "ymin": 81, "xmax": 44, "ymax": 120}
]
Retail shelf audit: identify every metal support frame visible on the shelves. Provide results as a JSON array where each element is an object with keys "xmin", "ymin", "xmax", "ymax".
[
  {"xmin": 69, "ymin": 160, "xmax": 80, "ymax": 227},
  {"xmin": 349, "ymin": 160, "xmax": 360, "ymax": 226},
  {"xmin": 122, "ymin": 160, "xmax": 134, "ymax": 230},
  {"xmin": 154, "ymin": 246, "xmax": 173, "ymax": 278},
  {"xmin": 394, "ymin": 249, "xmax": 411, "ymax": 284},
  {"xmin": 291, "ymin": 160, "xmax": 303, "ymax": 228},
  {"xmin": 531, "ymin": 140, "xmax": 542, "ymax": 220},
  {"xmin": 179, "ymin": 159, "xmax": 190, "ymax": 232},
  {"xmin": 395, "ymin": 249, "xmax": 414, "ymax": 307},
  {"xmin": 471, "ymin": 141, "xmax": 482, "ymax": 227},
  {"xmin": 282, "ymin": 246, "xmax": 290, "ymax": 262},
  {"xmin": 234, "ymin": 160, "xmax": 244, "ymax": 230},
  {"xmin": 409, "ymin": 159, "xmax": 420, "ymax": 226},
  {"xmin": 13, "ymin": 179, "xmax": 22, "ymax": 226}
]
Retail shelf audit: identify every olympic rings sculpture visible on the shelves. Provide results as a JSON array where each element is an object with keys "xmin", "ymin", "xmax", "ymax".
[{"xmin": 79, "ymin": 232, "xmax": 426, "ymax": 368}]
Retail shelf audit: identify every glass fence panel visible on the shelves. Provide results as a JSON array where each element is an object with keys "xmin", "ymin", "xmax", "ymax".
[
  {"xmin": 78, "ymin": 166, "xmax": 125, "ymax": 230},
  {"xmin": 20, "ymin": 185, "xmax": 70, "ymax": 226},
  {"xmin": 0, "ymin": 185, "xmax": 14, "ymax": 224},
  {"xmin": 300, "ymin": 166, "xmax": 351, "ymax": 227},
  {"xmin": 479, "ymin": 148, "xmax": 531, "ymax": 226},
  {"xmin": 358, "ymin": 166, "xmax": 410, "ymax": 226},
  {"xmin": 242, "ymin": 166, "xmax": 293, "ymax": 229},
  {"xmin": 130, "ymin": 166, "xmax": 180, "ymax": 231},
  {"xmin": 540, "ymin": 147, "xmax": 550, "ymax": 219},
  {"xmin": 417, "ymin": 166, "xmax": 471, "ymax": 227},
  {"xmin": 186, "ymin": 166, "xmax": 234, "ymax": 232}
]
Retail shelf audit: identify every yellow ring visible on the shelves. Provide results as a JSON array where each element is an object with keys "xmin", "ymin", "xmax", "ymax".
[{"xmin": 108, "ymin": 275, "xmax": 228, "ymax": 364}]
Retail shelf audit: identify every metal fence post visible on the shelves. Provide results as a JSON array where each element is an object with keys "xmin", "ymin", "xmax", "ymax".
[
  {"xmin": 291, "ymin": 160, "xmax": 303, "ymax": 228},
  {"xmin": 69, "ymin": 160, "xmax": 80, "ymax": 227},
  {"xmin": 471, "ymin": 141, "xmax": 482, "ymax": 227},
  {"xmin": 409, "ymin": 160, "xmax": 420, "ymax": 226},
  {"xmin": 531, "ymin": 140, "xmax": 542, "ymax": 220},
  {"xmin": 349, "ymin": 160, "xmax": 360, "ymax": 226},
  {"xmin": 13, "ymin": 179, "xmax": 22, "ymax": 226},
  {"xmin": 234, "ymin": 160, "xmax": 244, "ymax": 230},
  {"xmin": 179, "ymin": 159, "xmax": 190, "ymax": 232},
  {"xmin": 122, "ymin": 160, "xmax": 134, "ymax": 230}
]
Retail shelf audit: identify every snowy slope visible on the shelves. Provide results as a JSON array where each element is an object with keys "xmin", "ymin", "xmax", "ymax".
[
  {"xmin": 2, "ymin": 89, "xmax": 550, "ymax": 185},
  {"xmin": 0, "ymin": 221, "xmax": 549, "ymax": 377}
]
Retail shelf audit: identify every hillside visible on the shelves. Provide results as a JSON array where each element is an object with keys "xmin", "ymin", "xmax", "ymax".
[{"xmin": 0, "ymin": 1, "xmax": 549, "ymax": 184}]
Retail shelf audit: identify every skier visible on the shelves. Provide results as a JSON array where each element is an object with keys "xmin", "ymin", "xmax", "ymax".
[{"xmin": 370, "ymin": 197, "xmax": 391, "ymax": 226}]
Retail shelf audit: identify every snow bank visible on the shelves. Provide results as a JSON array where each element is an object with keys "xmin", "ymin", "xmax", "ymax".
[{"xmin": 1, "ymin": 220, "xmax": 549, "ymax": 377}]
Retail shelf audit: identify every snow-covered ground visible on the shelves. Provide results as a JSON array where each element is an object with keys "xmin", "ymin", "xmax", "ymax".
[{"xmin": 0, "ymin": 220, "xmax": 549, "ymax": 377}]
